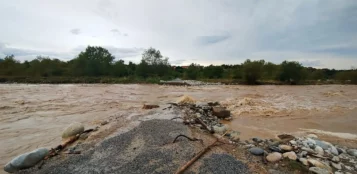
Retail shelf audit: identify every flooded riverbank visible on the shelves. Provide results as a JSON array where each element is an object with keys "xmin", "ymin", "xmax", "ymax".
[{"xmin": 1, "ymin": 84, "xmax": 357, "ymax": 169}]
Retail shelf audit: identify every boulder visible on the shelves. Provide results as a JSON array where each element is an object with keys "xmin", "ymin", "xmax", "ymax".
[
  {"xmin": 309, "ymin": 167, "xmax": 330, "ymax": 174},
  {"xmin": 4, "ymin": 148, "xmax": 49, "ymax": 173},
  {"xmin": 212, "ymin": 107, "xmax": 231, "ymax": 118},
  {"xmin": 62, "ymin": 122, "xmax": 84, "ymax": 139},
  {"xmin": 249, "ymin": 147, "xmax": 264, "ymax": 156},
  {"xmin": 279, "ymin": 145, "xmax": 293, "ymax": 151},
  {"xmin": 347, "ymin": 149, "xmax": 357, "ymax": 157},
  {"xmin": 266, "ymin": 152, "xmax": 282, "ymax": 163},
  {"xmin": 283, "ymin": 151, "xmax": 297, "ymax": 160}
]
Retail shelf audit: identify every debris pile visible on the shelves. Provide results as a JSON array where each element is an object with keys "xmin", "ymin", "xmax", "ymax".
[{"xmin": 169, "ymin": 99, "xmax": 240, "ymax": 142}]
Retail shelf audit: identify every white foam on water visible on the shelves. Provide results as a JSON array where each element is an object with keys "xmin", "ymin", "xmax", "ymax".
[{"xmin": 300, "ymin": 128, "xmax": 357, "ymax": 139}]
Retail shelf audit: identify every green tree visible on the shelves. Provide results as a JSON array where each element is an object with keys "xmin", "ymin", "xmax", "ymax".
[
  {"xmin": 71, "ymin": 46, "xmax": 115, "ymax": 76},
  {"xmin": 203, "ymin": 65, "xmax": 224, "ymax": 79},
  {"xmin": 0, "ymin": 55, "xmax": 22, "ymax": 76},
  {"xmin": 278, "ymin": 61, "xmax": 305, "ymax": 84},
  {"xmin": 184, "ymin": 63, "xmax": 201, "ymax": 80},
  {"xmin": 111, "ymin": 60, "xmax": 128, "ymax": 77},
  {"xmin": 242, "ymin": 59, "xmax": 265, "ymax": 84},
  {"xmin": 136, "ymin": 47, "xmax": 171, "ymax": 77}
]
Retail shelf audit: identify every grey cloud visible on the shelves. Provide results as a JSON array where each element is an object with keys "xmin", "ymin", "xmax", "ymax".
[
  {"xmin": 70, "ymin": 28, "xmax": 81, "ymax": 35},
  {"xmin": 0, "ymin": 43, "xmax": 144, "ymax": 61},
  {"xmin": 110, "ymin": 29, "xmax": 120, "ymax": 34},
  {"xmin": 123, "ymin": 33, "xmax": 128, "ymax": 36},
  {"xmin": 299, "ymin": 60, "xmax": 322, "ymax": 67},
  {"xmin": 170, "ymin": 59, "xmax": 186, "ymax": 65},
  {"xmin": 196, "ymin": 35, "xmax": 230, "ymax": 45}
]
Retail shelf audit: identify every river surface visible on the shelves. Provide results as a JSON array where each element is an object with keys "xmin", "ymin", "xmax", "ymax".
[{"xmin": 1, "ymin": 84, "xmax": 357, "ymax": 169}]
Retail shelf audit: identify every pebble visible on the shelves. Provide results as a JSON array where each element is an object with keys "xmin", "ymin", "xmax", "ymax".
[
  {"xmin": 100, "ymin": 120, "xmax": 109, "ymax": 125},
  {"xmin": 249, "ymin": 147, "xmax": 264, "ymax": 156},
  {"xmin": 309, "ymin": 167, "xmax": 330, "ymax": 174},
  {"xmin": 345, "ymin": 165, "xmax": 353, "ymax": 171},
  {"xmin": 252, "ymin": 137, "xmax": 263, "ymax": 143},
  {"xmin": 330, "ymin": 146, "xmax": 339, "ymax": 156},
  {"xmin": 332, "ymin": 156, "xmax": 340, "ymax": 163},
  {"xmin": 212, "ymin": 124, "xmax": 228, "ymax": 134},
  {"xmin": 315, "ymin": 146, "xmax": 324, "ymax": 156},
  {"xmin": 315, "ymin": 140, "xmax": 330, "ymax": 150},
  {"xmin": 331, "ymin": 162, "xmax": 342, "ymax": 170},
  {"xmin": 347, "ymin": 149, "xmax": 357, "ymax": 157},
  {"xmin": 229, "ymin": 131, "xmax": 240, "ymax": 142},
  {"xmin": 283, "ymin": 151, "xmax": 297, "ymax": 160},
  {"xmin": 308, "ymin": 159, "xmax": 331, "ymax": 171},
  {"xmin": 4, "ymin": 148, "xmax": 49, "ymax": 173},
  {"xmin": 337, "ymin": 148, "xmax": 344, "ymax": 154},
  {"xmin": 269, "ymin": 146, "xmax": 282, "ymax": 153},
  {"xmin": 301, "ymin": 147, "xmax": 316, "ymax": 154},
  {"xmin": 279, "ymin": 145, "xmax": 293, "ymax": 151},
  {"xmin": 299, "ymin": 158, "xmax": 309, "ymax": 166},
  {"xmin": 307, "ymin": 134, "xmax": 318, "ymax": 139},
  {"xmin": 299, "ymin": 151, "xmax": 308, "ymax": 158},
  {"xmin": 62, "ymin": 122, "xmax": 85, "ymax": 139},
  {"xmin": 335, "ymin": 171, "xmax": 343, "ymax": 174},
  {"xmin": 289, "ymin": 140, "xmax": 297, "ymax": 145},
  {"xmin": 307, "ymin": 138, "xmax": 317, "ymax": 144},
  {"xmin": 266, "ymin": 152, "xmax": 282, "ymax": 163}
]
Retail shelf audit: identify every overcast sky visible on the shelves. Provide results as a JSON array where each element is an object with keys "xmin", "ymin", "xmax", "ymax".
[{"xmin": 0, "ymin": 0, "xmax": 356, "ymax": 69}]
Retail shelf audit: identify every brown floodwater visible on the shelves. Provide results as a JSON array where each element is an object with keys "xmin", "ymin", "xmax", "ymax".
[{"xmin": 0, "ymin": 84, "xmax": 357, "ymax": 170}]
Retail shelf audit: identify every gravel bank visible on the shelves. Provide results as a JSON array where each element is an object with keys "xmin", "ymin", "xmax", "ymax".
[{"xmin": 18, "ymin": 119, "xmax": 249, "ymax": 174}]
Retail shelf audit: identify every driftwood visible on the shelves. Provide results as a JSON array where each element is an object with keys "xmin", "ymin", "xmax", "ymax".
[
  {"xmin": 175, "ymin": 139, "xmax": 219, "ymax": 174},
  {"xmin": 195, "ymin": 118, "xmax": 214, "ymax": 134},
  {"xmin": 38, "ymin": 128, "xmax": 95, "ymax": 169},
  {"xmin": 174, "ymin": 131, "xmax": 230, "ymax": 174},
  {"xmin": 172, "ymin": 134, "xmax": 203, "ymax": 144}
]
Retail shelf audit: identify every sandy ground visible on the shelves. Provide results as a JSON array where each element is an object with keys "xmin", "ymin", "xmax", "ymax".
[{"xmin": 1, "ymin": 84, "xmax": 357, "ymax": 171}]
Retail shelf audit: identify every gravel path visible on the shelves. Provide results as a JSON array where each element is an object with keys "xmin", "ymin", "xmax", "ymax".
[{"xmin": 18, "ymin": 119, "xmax": 249, "ymax": 174}]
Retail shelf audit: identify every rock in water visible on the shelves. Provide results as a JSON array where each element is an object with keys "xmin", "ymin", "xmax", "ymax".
[
  {"xmin": 266, "ymin": 152, "xmax": 282, "ymax": 162},
  {"xmin": 309, "ymin": 167, "xmax": 330, "ymax": 174},
  {"xmin": 62, "ymin": 122, "xmax": 84, "ymax": 139},
  {"xmin": 249, "ymin": 147, "xmax": 264, "ymax": 156},
  {"xmin": 212, "ymin": 107, "xmax": 231, "ymax": 118},
  {"xmin": 315, "ymin": 146, "xmax": 324, "ymax": 156},
  {"xmin": 279, "ymin": 145, "xmax": 293, "ymax": 151},
  {"xmin": 283, "ymin": 151, "xmax": 297, "ymax": 160},
  {"xmin": 4, "ymin": 148, "xmax": 49, "ymax": 173},
  {"xmin": 347, "ymin": 149, "xmax": 357, "ymax": 157}
]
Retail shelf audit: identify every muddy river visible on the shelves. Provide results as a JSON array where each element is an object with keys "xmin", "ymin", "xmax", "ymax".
[{"xmin": 1, "ymin": 84, "xmax": 357, "ymax": 169}]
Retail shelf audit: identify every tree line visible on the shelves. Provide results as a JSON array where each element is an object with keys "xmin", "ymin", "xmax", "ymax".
[{"xmin": 0, "ymin": 46, "xmax": 356, "ymax": 84}]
